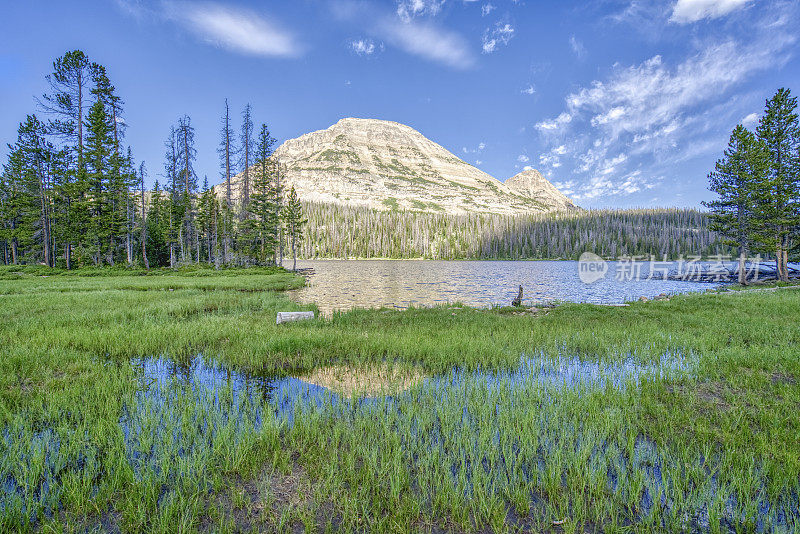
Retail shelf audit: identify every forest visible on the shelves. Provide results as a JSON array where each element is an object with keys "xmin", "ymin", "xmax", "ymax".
[
  {"xmin": 0, "ymin": 50, "xmax": 303, "ymax": 270},
  {"xmin": 0, "ymin": 49, "xmax": 763, "ymax": 268},
  {"xmin": 301, "ymin": 204, "xmax": 727, "ymax": 260},
  {"xmin": 704, "ymin": 87, "xmax": 800, "ymax": 282}
]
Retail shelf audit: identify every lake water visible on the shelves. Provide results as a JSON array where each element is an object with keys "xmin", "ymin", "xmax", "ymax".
[{"xmin": 291, "ymin": 260, "xmax": 723, "ymax": 314}]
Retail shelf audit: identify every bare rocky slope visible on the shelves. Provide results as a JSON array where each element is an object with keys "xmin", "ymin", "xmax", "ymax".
[{"xmin": 218, "ymin": 118, "xmax": 575, "ymax": 215}]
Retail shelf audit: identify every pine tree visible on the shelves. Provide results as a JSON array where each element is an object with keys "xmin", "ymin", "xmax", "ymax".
[
  {"xmin": 38, "ymin": 51, "xmax": 93, "ymax": 268},
  {"xmin": 754, "ymin": 88, "xmax": 800, "ymax": 281},
  {"xmin": 245, "ymin": 124, "xmax": 278, "ymax": 264},
  {"xmin": 84, "ymin": 99, "xmax": 115, "ymax": 264},
  {"xmin": 282, "ymin": 186, "xmax": 306, "ymax": 271},
  {"xmin": 218, "ymin": 100, "xmax": 236, "ymax": 263},
  {"xmin": 703, "ymin": 125, "xmax": 768, "ymax": 284},
  {"xmin": 1, "ymin": 140, "xmax": 38, "ymax": 263},
  {"xmin": 177, "ymin": 115, "xmax": 198, "ymax": 262},
  {"xmin": 240, "ymin": 103, "xmax": 254, "ymax": 218},
  {"xmin": 198, "ymin": 176, "xmax": 220, "ymax": 264},
  {"xmin": 273, "ymin": 163, "xmax": 286, "ymax": 266},
  {"xmin": 139, "ymin": 162, "xmax": 149, "ymax": 269},
  {"xmin": 163, "ymin": 126, "xmax": 181, "ymax": 267},
  {"xmin": 146, "ymin": 180, "xmax": 170, "ymax": 267}
]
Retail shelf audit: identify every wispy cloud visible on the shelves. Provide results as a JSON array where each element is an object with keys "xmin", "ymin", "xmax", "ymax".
[
  {"xmin": 119, "ymin": 1, "xmax": 303, "ymax": 57},
  {"xmin": 379, "ymin": 18, "xmax": 475, "ymax": 68},
  {"xmin": 569, "ymin": 35, "xmax": 586, "ymax": 57},
  {"xmin": 350, "ymin": 38, "xmax": 382, "ymax": 55},
  {"xmin": 396, "ymin": 0, "xmax": 446, "ymax": 21},
  {"xmin": 535, "ymin": 112, "xmax": 572, "ymax": 132},
  {"xmin": 520, "ymin": 84, "xmax": 535, "ymax": 95},
  {"xmin": 482, "ymin": 22, "xmax": 514, "ymax": 54},
  {"xmin": 481, "ymin": 3, "xmax": 495, "ymax": 16},
  {"xmin": 536, "ymin": 4, "xmax": 796, "ymax": 201},
  {"xmin": 670, "ymin": 0, "xmax": 752, "ymax": 23}
]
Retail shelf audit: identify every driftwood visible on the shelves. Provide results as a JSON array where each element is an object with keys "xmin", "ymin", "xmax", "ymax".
[
  {"xmin": 511, "ymin": 285, "xmax": 523, "ymax": 307},
  {"xmin": 276, "ymin": 311, "xmax": 315, "ymax": 325}
]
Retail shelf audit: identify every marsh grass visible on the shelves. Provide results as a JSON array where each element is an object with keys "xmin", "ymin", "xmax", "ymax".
[{"xmin": 0, "ymin": 268, "xmax": 798, "ymax": 532}]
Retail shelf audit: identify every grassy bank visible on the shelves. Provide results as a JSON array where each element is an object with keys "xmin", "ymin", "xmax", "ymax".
[{"xmin": 0, "ymin": 266, "xmax": 798, "ymax": 532}]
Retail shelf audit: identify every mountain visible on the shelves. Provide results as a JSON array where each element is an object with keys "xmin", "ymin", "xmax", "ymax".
[
  {"xmin": 504, "ymin": 169, "xmax": 575, "ymax": 211},
  {"xmin": 218, "ymin": 118, "xmax": 575, "ymax": 215}
]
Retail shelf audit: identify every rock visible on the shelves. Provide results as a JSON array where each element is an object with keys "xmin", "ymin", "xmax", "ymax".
[
  {"xmin": 639, "ymin": 296, "xmax": 649, "ymax": 302},
  {"xmin": 218, "ymin": 118, "xmax": 576, "ymax": 216},
  {"xmin": 276, "ymin": 311, "xmax": 315, "ymax": 325}
]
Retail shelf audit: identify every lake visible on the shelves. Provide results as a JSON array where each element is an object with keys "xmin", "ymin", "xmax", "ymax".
[{"xmin": 291, "ymin": 259, "xmax": 723, "ymax": 314}]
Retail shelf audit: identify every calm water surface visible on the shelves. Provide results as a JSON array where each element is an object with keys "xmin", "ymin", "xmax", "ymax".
[{"xmin": 291, "ymin": 260, "xmax": 723, "ymax": 314}]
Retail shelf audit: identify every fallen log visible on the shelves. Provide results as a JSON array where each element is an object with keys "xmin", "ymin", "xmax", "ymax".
[{"xmin": 276, "ymin": 311, "xmax": 315, "ymax": 325}]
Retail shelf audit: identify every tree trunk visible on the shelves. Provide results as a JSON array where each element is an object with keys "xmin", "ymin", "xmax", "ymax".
[
  {"xmin": 292, "ymin": 235, "xmax": 296, "ymax": 271},
  {"xmin": 737, "ymin": 247, "xmax": 747, "ymax": 285},
  {"xmin": 140, "ymin": 175, "xmax": 149, "ymax": 270},
  {"xmin": 781, "ymin": 249, "xmax": 789, "ymax": 282}
]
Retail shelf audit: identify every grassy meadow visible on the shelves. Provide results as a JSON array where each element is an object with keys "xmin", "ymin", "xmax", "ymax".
[{"xmin": 0, "ymin": 265, "xmax": 798, "ymax": 532}]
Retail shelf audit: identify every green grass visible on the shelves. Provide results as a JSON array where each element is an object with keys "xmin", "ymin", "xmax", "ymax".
[{"xmin": 0, "ymin": 267, "xmax": 798, "ymax": 532}]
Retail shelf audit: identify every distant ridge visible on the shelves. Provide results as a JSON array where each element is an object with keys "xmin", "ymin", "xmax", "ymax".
[{"xmin": 220, "ymin": 118, "xmax": 576, "ymax": 215}]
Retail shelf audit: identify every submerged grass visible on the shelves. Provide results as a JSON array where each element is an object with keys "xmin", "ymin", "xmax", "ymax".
[{"xmin": 0, "ymin": 267, "xmax": 798, "ymax": 532}]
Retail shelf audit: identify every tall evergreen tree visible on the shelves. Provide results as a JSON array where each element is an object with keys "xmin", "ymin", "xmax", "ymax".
[
  {"xmin": 84, "ymin": 99, "xmax": 115, "ymax": 264},
  {"xmin": 164, "ymin": 126, "xmax": 181, "ymax": 267},
  {"xmin": 177, "ymin": 115, "xmax": 198, "ymax": 262},
  {"xmin": 703, "ymin": 125, "xmax": 768, "ymax": 284},
  {"xmin": 139, "ymin": 162, "xmax": 149, "ymax": 269},
  {"xmin": 273, "ymin": 163, "xmax": 286, "ymax": 266},
  {"xmin": 246, "ymin": 124, "xmax": 278, "ymax": 264},
  {"xmin": 38, "ymin": 50, "xmax": 92, "ymax": 267},
  {"xmin": 282, "ymin": 185, "xmax": 306, "ymax": 271},
  {"xmin": 218, "ymin": 100, "xmax": 235, "ymax": 263},
  {"xmin": 754, "ymin": 88, "xmax": 800, "ymax": 281},
  {"xmin": 239, "ymin": 103, "xmax": 254, "ymax": 218}
]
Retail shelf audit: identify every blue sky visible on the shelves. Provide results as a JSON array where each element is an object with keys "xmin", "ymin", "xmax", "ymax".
[{"xmin": 1, "ymin": 0, "xmax": 798, "ymax": 208}]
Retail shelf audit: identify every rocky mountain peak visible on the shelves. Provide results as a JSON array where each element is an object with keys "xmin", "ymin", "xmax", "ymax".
[{"xmin": 219, "ymin": 118, "xmax": 576, "ymax": 215}]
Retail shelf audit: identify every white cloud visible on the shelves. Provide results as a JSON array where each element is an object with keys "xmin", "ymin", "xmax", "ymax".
[
  {"xmin": 670, "ymin": 0, "xmax": 751, "ymax": 23},
  {"xmin": 475, "ymin": 159, "xmax": 483, "ymax": 165},
  {"xmin": 562, "ymin": 36, "xmax": 792, "ymax": 145},
  {"xmin": 569, "ymin": 35, "xmax": 586, "ymax": 57},
  {"xmin": 350, "ymin": 38, "xmax": 379, "ymax": 55},
  {"xmin": 481, "ymin": 3, "xmax": 496, "ymax": 16},
  {"xmin": 576, "ymin": 170, "xmax": 656, "ymax": 200},
  {"xmin": 163, "ymin": 1, "xmax": 302, "ymax": 57},
  {"xmin": 379, "ymin": 18, "xmax": 474, "ymax": 68},
  {"xmin": 482, "ymin": 23, "xmax": 514, "ymax": 54},
  {"xmin": 520, "ymin": 84, "xmax": 535, "ymax": 95},
  {"xmin": 397, "ymin": 0, "xmax": 446, "ymax": 21},
  {"xmin": 517, "ymin": 154, "xmax": 529, "ymax": 163},
  {"xmin": 741, "ymin": 112, "xmax": 759, "ymax": 127},
  {"xmin": 478, "ymin": 142, "xmax": 486, "ymax": 150},
  {"xmin": 535, "ymin": 15, "xmax": 796, "ymax": 201},
  {"xmin": 535, "ymin": 112, "xmax": 572, "ymax": 132}
]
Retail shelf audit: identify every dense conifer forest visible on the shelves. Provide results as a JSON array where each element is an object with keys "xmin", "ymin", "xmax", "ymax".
[{"xmin": 301, "ymin": 203, "xmax": 727, "ymax": 260}]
